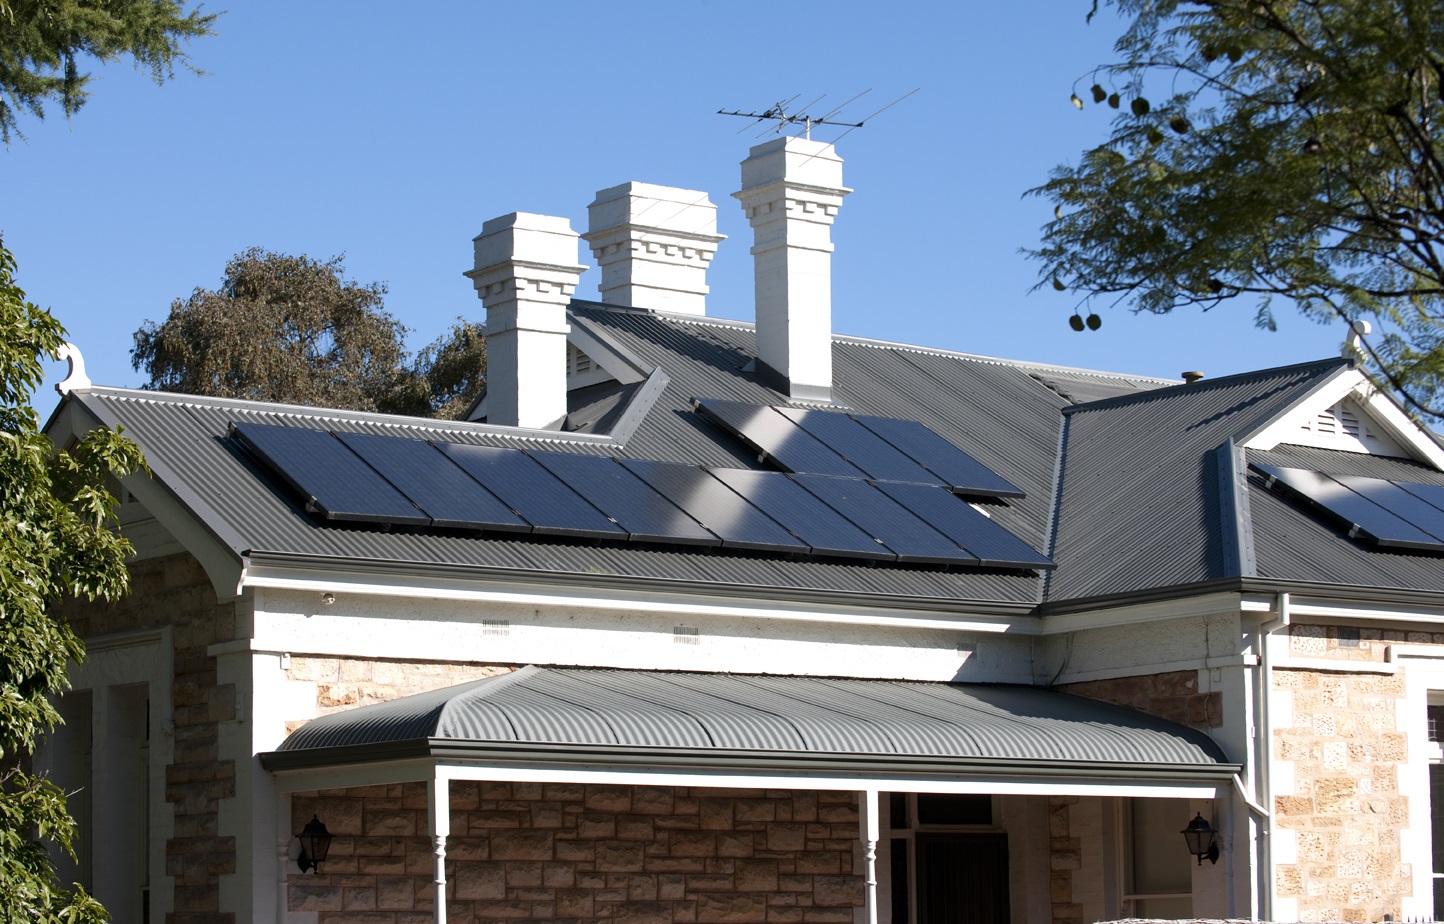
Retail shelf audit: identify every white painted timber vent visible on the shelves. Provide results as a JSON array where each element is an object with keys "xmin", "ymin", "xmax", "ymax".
[
  {"xmin": 565, "ymin": 342, "xmax": 614, "ymax": 390},
  {"xmin": 482, "ymin": 619, "xmax": 510, "ymax": 637},
  {"xmin": 1285, "ymin": 399, "xmax": 1408, "ymax": 456},
  {"xmin": 673, "ymin": 626, "xmax": 700, "ymax": 645}
]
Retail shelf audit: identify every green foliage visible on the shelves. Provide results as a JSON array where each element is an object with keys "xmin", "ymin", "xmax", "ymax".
[
  {"xmin": 0, "ymin": 239, "xmax": 144, "ymax": 922},
  {"xmin": 1031, "ymin": 0, "xmax": 1444, "ymax": 416},
  {"xmin": 0, "ymin": 0, "xmax": 215, "ymax": 143},
  {"xmin": 132, "ymin": 249, "xmax": 488, "ymax": 418}
]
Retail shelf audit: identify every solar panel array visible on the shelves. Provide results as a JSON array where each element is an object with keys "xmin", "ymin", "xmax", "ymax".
[
  {"xmin": 693, "ymin": 398, "xmax": 1025, "ymax": 498},
  {"xmin": 1253, "ymin": 462, "xmax": 1444, "ymax": 552},
  {"xmin": 232, "ymin": 421, "xmax": 1053, "ymax": 570}
]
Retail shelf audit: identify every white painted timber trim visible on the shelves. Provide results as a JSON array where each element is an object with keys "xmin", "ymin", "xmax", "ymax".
[
  {"xmin": 1054, "ymin": 654, "xmax": 1258, "ymax": 686},
  {"xmin": 268, "ymin": 760, "xmax": 1222, "ymax": 801},
  {"xmin": 1388, "ymin": 643, "xmax": 1444, "ymax": 662},
  {"xmin": 239, "ymin": 559, "xmax": 1032, "ymax": 634},
  {"xmin": 1252, "ymin": 594, "xmax": 1444, "ymax": 624},
  {"xmin": 1273, "ymin": 656, "xmax": 1398, "ymax": 675},
  {"xmin": 1243, "ymin": 368, "xmax": 1444, "ymax": 469}
]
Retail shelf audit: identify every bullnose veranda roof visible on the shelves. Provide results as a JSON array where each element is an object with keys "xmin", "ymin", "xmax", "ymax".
[{"xmin": 261, "ymin": 666, "xmax": 1232, "ymax": 777}]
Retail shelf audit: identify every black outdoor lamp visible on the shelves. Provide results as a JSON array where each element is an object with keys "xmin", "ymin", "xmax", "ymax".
[
  {"xmin": 295, "ymin": 815, "xmax": 333, "ymax": 874},
  {"xmin": 1181, "ymin": 812, "xmax": 1220, "ymax": 866}
]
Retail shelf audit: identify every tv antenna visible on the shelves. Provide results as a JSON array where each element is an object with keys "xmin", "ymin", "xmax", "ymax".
[{"xmin": 718, "ymin": 88, "xmax": 919, "ymax": 142}]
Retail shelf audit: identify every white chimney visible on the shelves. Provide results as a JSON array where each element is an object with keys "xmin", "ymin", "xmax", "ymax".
[
  {"xmin": 465, "ymin": 212, "xmax": 586, "ymax": 429},
  {"xmin": 581, "ymin": 182, "xmax": 724, "ymax": 316},
  {"xmin": 734, "ymin": 137, "xmax": 850, "ymax": 403}
]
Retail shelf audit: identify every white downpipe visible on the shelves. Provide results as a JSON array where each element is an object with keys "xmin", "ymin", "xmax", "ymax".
[
  {"xmin": 429, "ymin": 776, "xmax": 450, "ymax": 924},
  {"xmin": 276, "ymin": 793, "xmax": 291, "ymax": 923},
  {"xmin": 1252, "ymin": 592, "xmax": 1291, "ymax": 920},
  {"xmin": 861, "ymin": 789, "xmax": 879, "ymax": 924}
]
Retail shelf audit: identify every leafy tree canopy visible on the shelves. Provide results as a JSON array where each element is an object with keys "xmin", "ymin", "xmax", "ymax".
[
  {"xmin": 0, "ymin": 239, "xmax": 144, "ymax": 921},
  {"xmin": 0, "ymin": 0, "xmax": 215, "ymax": 143},
  {"xmin": 1031, "ymin": 0, "xmax": 1444, "ymax": 417},
  {"xmin": 132, "ymin": 248, "xmax": 487, "ymax": 419}
]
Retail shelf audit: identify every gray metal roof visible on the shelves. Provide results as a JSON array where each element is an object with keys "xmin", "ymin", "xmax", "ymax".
[
  {"xmin": 68, "ymin": 298, "xmax": 1441, "ymax": 610},
  {"xmin": 1247, "ymin": 445, "xmax": 1444, "ymax": 593},
  {"xmin": 1046, "ymin": 359, "xmax": 1351, "ymax": 602},
  {"xmin": 265, "ymin": 666, "xmax": 1230, "ymax": 773}
]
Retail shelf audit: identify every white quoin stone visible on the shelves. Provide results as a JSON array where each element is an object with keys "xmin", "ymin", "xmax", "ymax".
[
  {"xmin": 581, "ymin": 182, "xmax": 725, "ymax": 316},
  {"xmin": 734, "ymin": 137, "xmax": 850, "ymax": 403},
  {"xmin": 465, "ymin": 212, "xmax": 586, "ymax": 429}
]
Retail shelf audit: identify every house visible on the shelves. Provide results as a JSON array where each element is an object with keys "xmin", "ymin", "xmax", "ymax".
[{"xmin": 38, "ymin": 136, "xmax": 1444, "ymax": 924}]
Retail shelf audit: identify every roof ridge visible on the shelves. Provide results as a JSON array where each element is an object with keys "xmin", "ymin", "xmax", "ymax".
[
  {"xmin": 86, "ymin": 386, "xmax": 617, "ymax": 446},
  {"xmin": 1061, "ymin": 356, "xmax": 1351, "ymax": 416}
]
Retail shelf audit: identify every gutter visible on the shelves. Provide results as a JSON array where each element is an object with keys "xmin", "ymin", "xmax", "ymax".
[{"xmin": 260, "ymin": 738, "xmax": 1241, "ymax": 781}]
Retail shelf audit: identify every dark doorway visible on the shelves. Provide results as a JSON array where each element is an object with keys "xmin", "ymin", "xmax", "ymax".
[{"xmin": 916, "ymin": 833, "xmax": 1009, "ymax": 924}]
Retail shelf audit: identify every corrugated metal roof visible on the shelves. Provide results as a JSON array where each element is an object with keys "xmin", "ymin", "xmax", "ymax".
[
  {"xmin": 272, "ymin": 666, "xmax": 1227, "ymax": 768},
  {"xmin": 1046, "ymin": 359, "xmax": 1350, "ymax": 602},
  {"xmin": 1247, "ymin": 445, "xmax": 1444, "ymax": 591}
]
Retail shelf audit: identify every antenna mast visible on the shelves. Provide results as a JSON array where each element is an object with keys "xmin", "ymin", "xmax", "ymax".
[{"xmin": 717, "ymin": 89, "xmax": 919, "ymax": 142}]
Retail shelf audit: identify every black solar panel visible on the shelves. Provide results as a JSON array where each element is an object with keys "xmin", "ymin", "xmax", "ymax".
[
  {"xmin": 694, "ymin": 399, "xmax": 867, "ymax": 478},
  {"xmin": 1331, "ymin": 474, "xmax": 1444, "ymax": 543},
  {"xmin": 233, "ymin": 423, "xmax": 428, "ymax": 525},
  {"xmin": 775, "ymin": 407, "xmax": 948, "ymax": 487},
  {"xmin": 791, "ymin": 475, "xmax": 976, "ymax": 565},
  {"xmin": 334, "ymin": 431, "xmax": 530, "ymax": 533},
  {"xmin": 438, "ymin": 443, "xmax": 626, "ymax": 540},
  {"xmin": 1253, "ymin": 463, "xmax": 1443, "ymax": 550},
  {"xmin": 530, "ymin": 452, "xmax": 719, "ymax": 546},
  {"xmin": 706, "ymin": 468, "xmax": 893, "ymax": 560},
  {"xmin": 620, "ymin": 459, "xmax": 809, "ymax": 554},
  {"xmin": 850, "ymin": 413, "xmax": 1026, "ymax": 498},
  {"xmin": 873, "ymin": 481, "xmax": 1055, "ymax": 570}
]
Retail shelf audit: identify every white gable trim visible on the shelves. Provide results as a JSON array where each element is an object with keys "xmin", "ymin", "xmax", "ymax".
[{"xmin": 1241, "ymin": 368, "xmax": 1444, "ymax": 469}]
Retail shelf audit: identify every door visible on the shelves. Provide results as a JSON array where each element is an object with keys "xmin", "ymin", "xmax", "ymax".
[{"xmin": 916, "ymin": 833, "xmax": 1009, "ymax": 924}]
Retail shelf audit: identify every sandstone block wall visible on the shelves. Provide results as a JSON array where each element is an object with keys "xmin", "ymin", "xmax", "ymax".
[
  {"xmin": 1059, "ymin": 669, "xmax": 1222, "ymax": 732},
  {"xmin": 1273, "ymin": 623, "xmax": 1412, "ymax": 923},
  {"xmin": 59, "ymin": 551, "xmax": 238, "ymax": 924},
  {"xmin": 289, "ymin": 782, "xmax": 864, "ymax": 924}
]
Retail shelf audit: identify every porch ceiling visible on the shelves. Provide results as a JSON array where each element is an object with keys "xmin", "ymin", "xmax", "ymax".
[{"xmin": 260, "ymin": 667, "xmax": 1233, "ymax": 782}]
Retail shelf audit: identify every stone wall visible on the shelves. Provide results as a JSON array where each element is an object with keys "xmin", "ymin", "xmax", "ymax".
[
  {"xmin": 289, "ymin": 782, "xmax": 864, "ymax": 924},
  {"xmin": 1272, "ymin": 624, "xmax": 1412, "ymax": 923},
  {"xmin": 58, "ymin": 551, "xmax": 238, "ymax": 924},
  {"xmin": 1058, "ymin": 669, "xmax": 1221, "ymax": 732}
]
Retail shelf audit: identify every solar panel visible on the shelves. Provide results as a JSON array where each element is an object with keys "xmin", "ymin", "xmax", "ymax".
[
  {"xmin": 705, "ymin": 468, "xmax": 893, "ymax": 560},
  {"xmin": 529, "ymin": 451, "xmax": 719, "ymax": 546},
  {"xmin": 774, "ymin": 407, "xmax": 948, "ymax": 487},
  {"xmin": 1398, "ymin": 481, "xmax": 1444, "ymax": 516},
  {"xmin": 850, "ymin": 413, "xmax": 1025, "ymax": 498},
  {"xmin": 232, "ymin": 422, "xmax": 429, "ymax": 525},
  {"xmin": 437, "ymin": 443, "xmax": 626, "ymax": 540},
  {"xmin": 873, "ymin": 481, "xmax": 1055, "ymax": 570},
  {"xmin": 693, "ymin": 399, "xmax": 867, "ymax": 478},
  {"xmin": 790, "ymin": 475, "xmax": 976, "ymax": 565},
  {"xmin": 620, "ymin": 458, "xmax": 810, "ymax": 553},
  {"xmin": 334, "ymin": 431, "xmax": 530, "ymax": 533},
  {"xmin": 1253, "ymin": 463, "xmax": 1442, "ymax": 550},
  {"xmin": 1330, "ymin": 474, "xmax": 1444, "ymax": 543}
]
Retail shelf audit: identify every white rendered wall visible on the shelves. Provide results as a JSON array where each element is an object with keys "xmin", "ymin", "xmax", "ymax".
[{"xmin": 247, "ymin": 587, "xmax": 1035, "ymax": 684}]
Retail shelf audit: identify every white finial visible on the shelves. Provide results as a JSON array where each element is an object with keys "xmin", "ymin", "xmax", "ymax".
[
  {"xmin": 54, "ymin": 342, "xmax": 91, "ymax": 395},
  {"xmin": 1342, "ymin": 319, "xmax": 1372, "ymax": 358}
]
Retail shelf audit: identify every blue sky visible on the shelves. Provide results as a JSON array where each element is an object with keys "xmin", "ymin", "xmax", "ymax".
[{"xmin": 7, "ymin": 1, "xmax": 1347, "ymax": 415}]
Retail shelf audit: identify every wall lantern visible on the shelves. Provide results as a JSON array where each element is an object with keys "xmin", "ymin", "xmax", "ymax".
[
  {"xmin": 295, "ymin": 815, "xmax": 333, "ymax": 874},
  {"xmin": 1181, "ymin": 813, "xmax": 1219, "ymax": 866}
]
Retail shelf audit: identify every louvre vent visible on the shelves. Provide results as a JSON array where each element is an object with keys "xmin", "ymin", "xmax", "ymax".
[
  {"xmin": 673, "ymin": 626, "xmax": 700, "ymax": 645},
  {"xmin": 482, "ymin": 619, "xmax": 510, "ymax": 637},
  {"xmin": 567, "ymin": 345, "xmax": 594, "ymax": 375},
  {"xmin": 1283, "ymin": 399, "xmax": 1406, "ymax": 456}
]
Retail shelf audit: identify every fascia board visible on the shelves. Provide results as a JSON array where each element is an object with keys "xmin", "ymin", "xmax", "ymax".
[
  {"xmin": 261, "ymin": 740, "xmax": 1237, "ymax": 793},
  {"xmin": 1241, "ymin": 367, "xmax": 1444, "ymax": 469},
  {"xmin": 240, "ymin": 552, "xmax": 1038, "ymax": 634},
  {"xmin": 1038, "ymin": 589, "xmax": 1245, "ymax": 634},
  {"xmin": 47, "ymin": 394, "xmax": 248, "ymax": 601}
]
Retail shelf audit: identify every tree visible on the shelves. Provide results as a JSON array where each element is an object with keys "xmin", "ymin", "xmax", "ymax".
[
  {"xmin": 0, "ymin": 0, "xmax": 215, "ymax": 143},
  {"xmin": 132, "ymin": 249, "xmax": 488, "ymax": 419},
  {"xmin": 1030, "ymin": 0, "xmax": 1444, "ymax": 417},
  {"xmin": 0, "ymin": 239, "xmax": 145, "ymax": 921}
]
